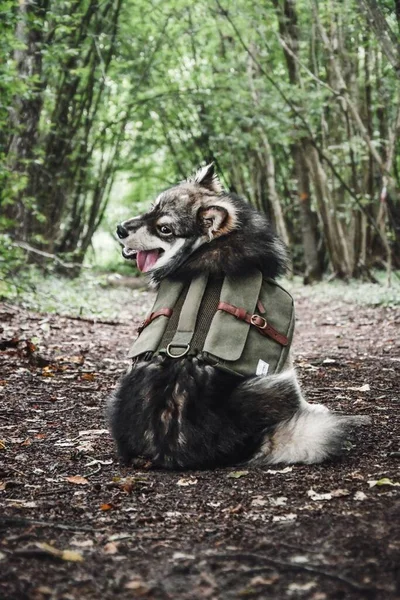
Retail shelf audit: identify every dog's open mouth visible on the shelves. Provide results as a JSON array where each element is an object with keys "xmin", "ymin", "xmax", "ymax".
[{"xmin": 122, "ymin": 248, "xmax": 164, "ymax": 273}]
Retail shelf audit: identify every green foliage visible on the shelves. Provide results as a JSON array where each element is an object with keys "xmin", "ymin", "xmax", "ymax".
[{"xmin": 1, "ymin": 0, "xmax": 399, "ymax": 280}]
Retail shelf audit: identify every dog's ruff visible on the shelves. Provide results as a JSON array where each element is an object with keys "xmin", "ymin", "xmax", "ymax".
[{"xmin": 107, "ymin": 163, "xmax": 369, "ymax": 469}]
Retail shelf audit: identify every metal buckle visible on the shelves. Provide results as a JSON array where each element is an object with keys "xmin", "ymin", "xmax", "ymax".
[
  {"xmin": 251, "ymin": 314, "xmax": 267, "ymax": 329},
  {"xmin": 166, "ymin": 343, "xmax": 190, "ymax": 358}
]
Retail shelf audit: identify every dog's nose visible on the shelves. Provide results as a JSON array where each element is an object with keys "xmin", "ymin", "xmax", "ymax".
[{"xmin": 116, "ymin": 224, "xmax": 129, "ymax": 239}]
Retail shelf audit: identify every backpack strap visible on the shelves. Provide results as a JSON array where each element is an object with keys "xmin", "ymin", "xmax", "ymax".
[
  {"xmin": 217, "ymin": 302, "xmax": 288, "ymax": 346},
  {"xmin": 166, "ymin": 273, "xmax": 209, "ymax": 358}
]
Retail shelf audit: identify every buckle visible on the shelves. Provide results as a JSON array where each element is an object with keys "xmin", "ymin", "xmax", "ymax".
[
  {"xmin": 251, "ymin": 314, "xmax": 267, "ymax": 329},
  {"xmin": 166, "ymin": 343, "xmax": 190, "ymax": 358}
]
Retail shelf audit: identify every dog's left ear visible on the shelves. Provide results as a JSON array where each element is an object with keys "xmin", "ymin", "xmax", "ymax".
[
  {"xmin": 198, "ymin": 201, "xmax": 238, "ymax": 240},
  {"xmin": 192, "ymin": 163, "xmax": 224, "ymax": 194}
]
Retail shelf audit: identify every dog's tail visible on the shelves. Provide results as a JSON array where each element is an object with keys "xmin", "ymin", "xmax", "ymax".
[{"xmin": 235, "ymin": 370, "xmax": 370, "ymax": 466}]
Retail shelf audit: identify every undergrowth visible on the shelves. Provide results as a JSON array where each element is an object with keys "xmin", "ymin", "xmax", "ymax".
[{"xmin": 0, "ymin": 265, "xmax": 399, "ymax": 320}]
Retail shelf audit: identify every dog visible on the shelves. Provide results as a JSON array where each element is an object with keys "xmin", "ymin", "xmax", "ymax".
[{"xmin": 107, "ymin": 163, "xmax": 368, "ymax": 469}]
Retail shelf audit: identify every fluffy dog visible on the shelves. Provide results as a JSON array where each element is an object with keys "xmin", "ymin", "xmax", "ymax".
[{"xmin": 107, "ymin": 164, "xmax": 367, "ymax": 469}]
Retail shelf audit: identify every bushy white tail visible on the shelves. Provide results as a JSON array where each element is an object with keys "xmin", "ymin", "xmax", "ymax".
[{"xmin": 268, "ymin": 404, "xmax": 370, "ymax": 464}]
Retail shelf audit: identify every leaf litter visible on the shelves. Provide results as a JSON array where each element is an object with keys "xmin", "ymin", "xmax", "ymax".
[{"xmin": 0, "ymin": 295, "xmax": 399, "ymax": 599}]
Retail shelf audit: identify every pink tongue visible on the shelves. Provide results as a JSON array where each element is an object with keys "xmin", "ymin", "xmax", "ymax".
[{"xmin": 136, "ymin": 250, "xmax": 160, "ymax": 273}]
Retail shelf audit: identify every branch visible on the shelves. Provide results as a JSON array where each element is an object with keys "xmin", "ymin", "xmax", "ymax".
[
  {"xmin": 13, "ymin": 241, "xmax": 91, "ymax": 269},
  {"xmin": 213, "ymin": 0, "xmax": 391, "ymax": 245},
  {"xmin": 359, "ymin": 0, "xmax": 400, "ymax": 77}
]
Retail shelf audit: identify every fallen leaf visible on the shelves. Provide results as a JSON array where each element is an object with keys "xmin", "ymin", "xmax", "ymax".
[
  {"xmin": 227, "ymin": 470, "xmax": 249, "ymax": 479},
  {"xmin": 81, "ymin": 372, "xmax": 96, "ymax": 381},
  {"xmin": 357, "ymin": 383, "xmax": 370, "ymax": 392},
  {"xmin": 368, "ymin": 478, "xmax": 400, "ymax": 488},
  {"xmin": 269, "ymin": 496, "xmax": 288, "ymax": 506},
  {"xmin": 103, "ymin": 542, "xmax": 119, "ymax": 554},
  {"xmin": 124, "ymin": 577, "xmax": 151, "ymax": 594},
  {"xmin": 354, "ymin": 491, "xmax": 367, "ymax": 501},
  {"xmin": 70, "ymin": 539, "xmax": 94, "ymax": 548},
  {"xmin": 100, "ymin": 503, "xmax": 114, "ymax": 511},
  {"xmin": 34, "ymin": 586, "xmax": 52, "ymax": 595},
  {"xmin": 347, "ymin": 384, "xmax": 371, "ymax": 392},
  {"xmin": 249, "ymin": 574, "xmax": 279, "ymax": 586},
  {"xmin": 36, "ymin": 543, "xmax": 83, "ymax": 562},
  {"xmin": 289, "ymin": 581, "xmax": 316, "ymax": 592},
  {"xmin": 173, "ymin": 552, "xmax": 195, "ymax": 560},
  {"xmin": 272, "ymin": 513, "xmax": 297, "ymax": 522},
  {"xmin": 66, "ymin": 475, "xmax": 89, "ymax": 486},
  {"xmin": 6, "ymin": 499, "xmax": 38, "ymax": 508},
  {"xmin": 330, "ymin": 488, "xmax": 351, "ymax": 497},
  {"xmin": 251, "ymin": 496, "xmax": 268, "ymax": 507},
  {"xmin": 266, "ymin": 466, "xmax": 293, "ymax": 474},
  {"xmin": 41, "ymin": 366, "xmax": 55, "ymax": 378},
  {"xmin": 307, "ymin": 489, "xmax": 332, "ymax": 501},
  {"xmin": 0, "ymin": 441, "xmax": 5, "ymax": 450},
  {"xmin": 61, "ymin": 550, "xmax": 84, "ymax": 562},
  {"xmin": 177, "ymin": 477, "xmax": 198, "ymax": 486}
]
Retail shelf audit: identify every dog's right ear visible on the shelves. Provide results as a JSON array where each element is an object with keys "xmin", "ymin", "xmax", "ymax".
[
  {"xmin": 190, "ymin": 163, "xmax": 224, "ymax": 194},
  {"xmin": 198, "ymin": 200, "xmax": 238, "ymax": 240}
]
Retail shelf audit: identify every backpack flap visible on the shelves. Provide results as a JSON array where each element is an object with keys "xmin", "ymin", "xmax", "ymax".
[
  {"xmin": 127, "ymin": 279, "xmax": 184, "ymax": 359},
  {"xmin": 203, "ymin": 273, "xmax": 294, "ymax": 377},
  {"xmin": 203, "ymin": 270, "xmax": 262, "ymax": 363}
]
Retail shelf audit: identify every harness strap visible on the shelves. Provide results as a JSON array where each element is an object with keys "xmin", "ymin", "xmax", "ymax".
[
  {"xmin": 167, "ymin": 273, "xmax": 209, "ymax": 357},
  {"xmin": 217, "ymin": 301, "xmax": 288, "ymax": 347},
  {"xmin": 137, "ymin": 308, "xmax": 173, "ymax": 334}
]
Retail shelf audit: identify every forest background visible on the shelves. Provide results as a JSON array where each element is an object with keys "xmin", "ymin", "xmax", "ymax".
[{"xmin": 1, "ymin": 0, "xmax": 400, "ymax": 311}]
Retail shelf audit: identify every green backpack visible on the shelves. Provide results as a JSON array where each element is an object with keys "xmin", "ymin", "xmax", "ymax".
[{"xmin": 128, "ymin": 269, "xmax": 295, "ymax": 378}]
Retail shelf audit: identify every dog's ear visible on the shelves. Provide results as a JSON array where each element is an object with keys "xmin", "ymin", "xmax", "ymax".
[
  {"xmin": 191, "ymin": 163, "xmax": 224, "ymax": 194},
  {"xmin": 198, "ymin": 201, "xmax": 238, "ymax": 240}
]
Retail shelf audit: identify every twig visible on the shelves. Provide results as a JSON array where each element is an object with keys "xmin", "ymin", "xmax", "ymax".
[
  {"xmin": 207, "ymin": 553, "xmax": 377, "ymax": 593},
  {"xmin": 61, "ymin": 314, "xmax": 124, "ymax": 326},
  {"xmin": 0, "ymin": 516, "xmax": 104, "ymax": 532}
]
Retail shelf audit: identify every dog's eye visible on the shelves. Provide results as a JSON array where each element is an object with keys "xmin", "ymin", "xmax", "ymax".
[{"xmin": 158, "ymin": 225, "xmax": 173, "ymax": 236}]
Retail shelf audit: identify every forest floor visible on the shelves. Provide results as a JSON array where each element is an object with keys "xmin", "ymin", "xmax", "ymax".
[{"xmin": 0, "ymin": 281, "xmax": 399, "ymax": 600}]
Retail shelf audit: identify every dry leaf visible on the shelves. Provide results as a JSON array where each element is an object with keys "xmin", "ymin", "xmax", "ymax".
[
  {"xmin": 227, "ymin": 470, "xmax": 249, "ymax": 479},
  {"xmin": 70, "ymin": 539, "xmax": 94, "ymax": 548},
  {"xmin": 272, "ymin": 513, "xmax": 297, "ymax": 522},
  {"xmin": 124, "ymin": 577, "xmax": 151, "ymax": 595},
  {"xmin": 251, "ymin": 496, "xmax": 268, "ymax": 507},
  {"xmin": 36, "ymin": 543, "xmax": 83, "ymax": 562},
  {"xmin": 66, "ymin": 475, "xmax": 89, "ymax": 485},
  {"xmin": 100, "ymin": 503, "xmax": 114, "ymax": 511},
  {"xmin": 307, "ymin": 489, "xmax": 332, "ymax": 501},
  {"xmin": 249, "ymin": 574, "xmax": 279, "ymax": 586},
  {"xmin": 266, "ymin": 466, "xmax": 293, "ymax": 474},
  {"xmin": 331, "ymin": 488, "xmax": 351, "ymax": 497},
  {"xmin": 173, "ymin": 552, "xmax": 195, "ymax": 560},
  {"xmin": 354, "ymin": 491, "xmax": 367, "ymax": 501},
  {"xmin": 81, "ymin": 372, "xmax": 96, "ymax": 381},
  {"xmin": 103, "ymin": 542, "xmax": 119, "ymax": 554},
  {"xmin": 177, "ymin": 477, "xmax": 198, "ymax": 486},
  {"xmin": 0, "ymin": 441, "xmax": 6, "ymax": 450}
]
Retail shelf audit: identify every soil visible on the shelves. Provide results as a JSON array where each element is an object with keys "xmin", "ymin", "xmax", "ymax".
[{"xmin": 0, "ymin": 288, "xmax": 399, "ymax": 600}]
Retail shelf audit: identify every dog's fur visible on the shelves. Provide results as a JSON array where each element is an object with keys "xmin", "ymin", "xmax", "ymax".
[{"xmin": 107, "ymin": 164, "xmax": 368, "ymax": 469}]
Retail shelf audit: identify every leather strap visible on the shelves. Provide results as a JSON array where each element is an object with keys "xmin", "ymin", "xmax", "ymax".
[
  {"xmin": 137, "ymin": 308, "xmax": 173, "ymax": 334},
  {"xmin": 217, "ymin": 301, "xmax": 288, "ymax": 346}
]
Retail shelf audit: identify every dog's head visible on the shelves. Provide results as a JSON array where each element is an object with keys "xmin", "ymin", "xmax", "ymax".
[
  {"xmin": 117, "ymin": 163, "xmax": 287, "ymax": 284},
  {"xmin": 117, "ymin": 164, "xmax": 239, "ymax": 279}
]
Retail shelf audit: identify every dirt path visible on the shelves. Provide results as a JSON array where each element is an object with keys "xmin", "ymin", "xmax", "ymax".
[{"xmin": 0, "ymin": 291, "xmax": 399, "ymax": 600}]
